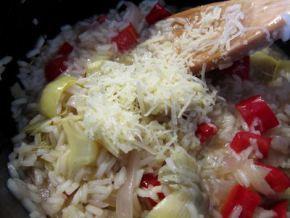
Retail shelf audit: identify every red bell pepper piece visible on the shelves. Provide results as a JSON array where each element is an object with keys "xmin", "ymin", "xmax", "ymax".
[
  {"xmin": 220, "ymin": 56, "xmax": 250, "ymax": 80},
  {"xmin": 97, "ymin": 15, "xmax": 107, "ymax": 24},
  {"xmin": 45, "ymin": 42, "xmax": 73, "ymax": 82},
  {"xmin": 57, "ymin": 42, "xmax": 74, "ymax": 56},
  {"xmin": 145, "ymin": 3, "xmax": 172, "ymax": 25},
  {"xmin": 236, "ymin": 95, "xmax": 279, "ymax": 133},
  {"xmin": 230, "ymin": 131, "xmax": 271, "ymax": 158},
  {"xmin": 196, "ymin": 123, "xmax": 218, "ymax": 144},
  {"xmin": 112, "ymin": 23, "xmax": 139, "ymax": 52},
  {"xmin": 273, "ymin": 200, "xmax": 288, "ymax": 218},
  {"xmin": 221, "ymin": 184, "xmax": 261, "ymax": 218},
  {"xmin": 140, "ymin": 173, "xmax": 165, "ymax": 207},
  {"xmin": 45, "ymin": 56, "xmax": 68, "ymax": 82},
  {"xmin": 256, "ymin": 162, "xmax": 290, "ymax": 193}
]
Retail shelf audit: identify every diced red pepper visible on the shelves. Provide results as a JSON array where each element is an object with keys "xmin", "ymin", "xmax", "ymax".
[
  {"xmin": 236, "ymin": 95, "xmax": 279, "ymax": 133},
  {"xmin": 196, "ymin": 123, "xmax": 218, "ymax": 144},
  {"xmin": 45, "ymin": 42, "xmax": 73, "ymax": 82},
  {"xmin": 141, "ymin": 173, "xmax": 161, "ymax": 188},
  {"xmin": 140, "ymin": 173, "xmax": 165, "ymax": 207},
  {"xmin": 220, "ymin": 56, "xmax": 250, "ymax": 80},
  {"xmin": 221, "ymin": 184, "xmax": 261, "ymax": 218},
  {"xmin": 256, "ymin": 162, "xmax": 290, "ymax": 193},
  {"xmin": 45, "ymin": 56, "xmax": 68, "ymax": 82},
  {"xmin": 112, "ymin": 23, "xmax": 139, "ymax": 52},
  {"xmin": 145, "ymin": 3, "xmax": 172, "ymax": 25},
  {"xmin": 57, "ymin": 42, "xmax": 74, "ymax": 56},
  {"xmin": 230, "ymin": 131, "xmax": 271, "ymax": 158},
  {"xmin": 273, "ymin": 200, "xmax": 288, "ymax": 218},
  {"xmin": 97, "ymin": 15, "xmax": 107, "ymax": 24}
]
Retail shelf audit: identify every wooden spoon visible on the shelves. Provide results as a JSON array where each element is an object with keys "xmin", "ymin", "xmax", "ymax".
[{"xmin": 172, "ymin": 0, "xmax": 290, "ymax": 73}]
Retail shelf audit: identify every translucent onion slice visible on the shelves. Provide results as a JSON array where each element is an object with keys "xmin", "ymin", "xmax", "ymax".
[
  {"xmin": 116, "ymin": 151, "xmax": 140, "ymax": 218},
  {"xmin": 146, "ymin": 189, "xmax": 204, "ymax": 218},
  {"xmin": 241, "ymin": 160, "xmax": 275, "ymax": 196},
  {"xmin": 40, "ymin": 75, "xmax": 77, "ymax": 118}
]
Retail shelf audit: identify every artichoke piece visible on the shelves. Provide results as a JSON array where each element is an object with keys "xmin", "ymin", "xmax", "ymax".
[
  {"xmin": 250, "ymin": 51, "xmax": 278, "ymax": 82},
  {"xmin": 274, "ymin": 60, "xmax": 290, "ymax": 75},
  {"xmin": 62, "ymin": 117, "xmax": 99, "ymax": 178},
  {"xmin": 159, "ymin": 146, "xmax": 199, "ymax": 187},
  {"xmin": 40, "ymin": 75, "xmax": 77, "ymax": 118},
  {"xmin": 146, "ymin": 189, "xmax": 205, "ymax": 218}
]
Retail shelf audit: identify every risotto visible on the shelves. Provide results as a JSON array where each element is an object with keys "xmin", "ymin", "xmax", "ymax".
[{"xmin": 7, "ymin": 1, "xmax": 290, "ymax": 218}]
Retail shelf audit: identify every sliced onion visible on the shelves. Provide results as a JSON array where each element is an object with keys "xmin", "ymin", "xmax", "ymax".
[
  {"xmin": 229, "ymin": 205, "xmax": 243, "ymax": 218},
  {"xmin": 253, "ymin": 207, "xmax": 276, "ymax": 218},
  {"xmin": 121, "ymin": 2, "xmax": 145, "ymax": 32},
  {"xmin": 146, "ymin": 189, "xmax": 204, "ymax": 218},
  {"xmin": 241, "ymin": 160, "xmax": 275, "ymax": 196},
  {"xmin": 116, "ymin": 151, "xmax": 140, "ymax": 218}
]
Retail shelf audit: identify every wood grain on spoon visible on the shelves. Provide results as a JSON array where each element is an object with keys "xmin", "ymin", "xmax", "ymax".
[{"xmin": 172, "ymin": 0, "xmax": 290, "ymax": 73}]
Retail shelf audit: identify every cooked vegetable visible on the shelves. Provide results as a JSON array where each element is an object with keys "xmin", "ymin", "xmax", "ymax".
[
  {"xmin": 236, "ymin": 95, "xmax": 279, "ymax": 133},
  {"xmin": 240, "ymin": 160, "xmax": 275, "ymax": 196},
  {"xmin": 145, "ymin": 3, "xmax": 171, "ymax": 25},
  {"xmin": 282, "ymin": 188, "xmax": 290, "ymax": 200},
  {"xmin": 256, "ymin": 162, "xmax": 290, "ymax": 193},
  {"xmin": 159, "ymin": 147, "xmax": 200, "ymax": 187},
  {"xmin": 62, "ymin": 116, "xmax": 99, "ymax": 178},
  {"xmin": 45, "ymin": 56, "xmax": 68, "ymax": 82},
  {"xmin": 275, "ymin": 60, "xmax": 290, "ymax": 75},
  {"xmin": 57, "ymin": 42, "xmax": 74, "ymax": 56},
  {"xmin": 272, "ymin": 200, "xmax": 288, "ymax": 218},
  {"xmin": 195, "ymin": 122, "xmax": 218, "ymax": 144},
  {"xmin": 45, "ymin": 42, "xmax": 73, "ymax": 81},
  {"xmin": 250, "ymin": 52, "xmax": 278, "ymax": 81},
  {"xmin": 97, "ymin": 14, "xmax": 107, "ymax": 24},
  {"xmin": 117, "ymin": 54, "xmax": 134, "ymax": 65},
  {"xmin": 24, "ymin": 118, "xmax": 48, "ymax": 135},
  {"xmin": 140, "ymin": 173, "xmax": 165, "ymax": 207},
  {"xmin": 40, "ymin": 75, "xmax": 77, "ymax": 118},
  {"xmin": 116, "ymin": 151, "xmax": 140, "ymax": 218},
  {"xmin": 146, "ymin": 189, "xmax": 204, "ymax": 218},
  {"xmin": 112, "ymin": 23, "xmax": 139, "ymax": 52},
  {"xmin": 120, "ymin": 1, "xmax": 144, "ymax": 33},
  {"xmin": 230, "ymin": 131, "xmax": 271, "ymax": 158},
  {"xmin": 220, "ymin": 56, "xmax": 250, "ymax": 80},
  {"xmin": 221, "ymin": 184, "xmax": 261, "ymax": 218}
]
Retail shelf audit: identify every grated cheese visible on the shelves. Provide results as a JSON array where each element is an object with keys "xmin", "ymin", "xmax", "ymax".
[{"xmin": 66, "ymin": 4, "xmax": 247, "ymax": 157}]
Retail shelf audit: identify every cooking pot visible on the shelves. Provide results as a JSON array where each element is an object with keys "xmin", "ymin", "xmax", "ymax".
[{"xmin": 0, "ymin": 0, "xmax": 289, "ymax": 217}]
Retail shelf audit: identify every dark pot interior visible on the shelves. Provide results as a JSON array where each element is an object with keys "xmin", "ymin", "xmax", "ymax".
[{"xmin": 0, "ymin": 1, "xmax": 289, "ymax": 217}]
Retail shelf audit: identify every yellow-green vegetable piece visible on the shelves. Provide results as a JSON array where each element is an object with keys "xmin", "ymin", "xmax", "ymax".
[
  {"xmin": 274, "ymin": 60, "xmax": 290, "ymax": 75},
  {"xmin": 117, "ymin": 54, "xmax": 133, "ymax": 65},
  {"xmin": 146, "ymin": 190, "xmax": 203, "ymax": 218},
  {"xmin": 250, "ymin": 52, "xmax": 278, "ymax": 81},
  {"xmin": 40, "ymin": 75, "xmax": 77, "ymax": 118},
  {"xmin": 281, "ymin": 188, "xmax": 290, "ymax": 200},
  {"xmin": 62, "ymin": 118, "xmax": 99, "ymax": 178}
]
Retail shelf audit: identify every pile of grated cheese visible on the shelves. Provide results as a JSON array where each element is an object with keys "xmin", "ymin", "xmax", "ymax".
[{"xmin": 68, "ymin": 4, "xmax": 245, "ymax": 157}]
